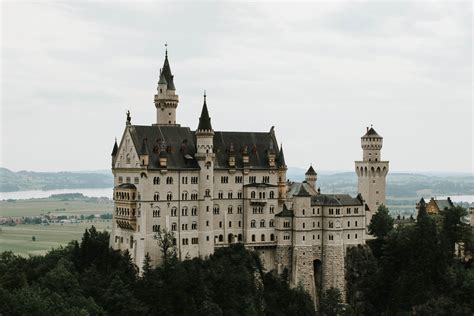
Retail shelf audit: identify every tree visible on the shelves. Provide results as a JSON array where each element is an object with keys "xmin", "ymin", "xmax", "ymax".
[
  {"xmin": 368, "ymin": 204, "xmax": 394, "ymax": 239},
  {"xmin": 154, "ymin": 227, "xmax": 177, "ymax": 264},
  {"xmin": 319, "ymin": 288, "xmax": 346, "ymax": 316}
]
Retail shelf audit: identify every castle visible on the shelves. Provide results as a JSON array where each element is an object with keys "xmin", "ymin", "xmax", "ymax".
[{"xmin": 110, "ymin": 49, "xmax": 389, "ymax": 302}]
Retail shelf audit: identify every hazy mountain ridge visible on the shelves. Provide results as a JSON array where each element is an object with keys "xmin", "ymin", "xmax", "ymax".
[
  {"xmin": 0, "ymin": 168, "xmax": 113, "ymax": 192},
  {"xmin": 0, "ymin": 167, "xmax": 472, "ymax": 198}
]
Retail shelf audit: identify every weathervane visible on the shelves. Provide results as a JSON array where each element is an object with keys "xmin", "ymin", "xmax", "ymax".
[{"xmin": 165, "ymin": 42, "xmax": 168, "ymax": 57}]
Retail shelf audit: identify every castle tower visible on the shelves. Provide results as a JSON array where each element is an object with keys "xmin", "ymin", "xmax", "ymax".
[
  {"xmin": 154, "ymin": 46, "xmax": 179, "ymax": 125},
  {"xmin": 305, "ymin": 165, "xmax": 317, "ymax": 190},
  {"xmin": 355, "ymin": 126, "xmax": 389, "ymax": 229},
  {"xmin": 195, "ymin": 92, "xmax": 215, "ymax": 257}
]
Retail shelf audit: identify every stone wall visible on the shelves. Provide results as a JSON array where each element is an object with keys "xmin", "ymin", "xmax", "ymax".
[{"xmin": 322, "ymin": 245, "xmax": 346, "ymax": 299}]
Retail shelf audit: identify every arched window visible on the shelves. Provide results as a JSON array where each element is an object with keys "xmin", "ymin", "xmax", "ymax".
[
  {"xmin": 167, "ymin": 192, "xmax": 172, "ymax": 201},
  {"xmin": 154, "ymin": 192, "xmax": 159, "ymax": 201},
  {"xmin": 171, "ymin": 207, "xmax": 177, "ymax": 217},
  {"xmin": 251, "ymin": 220, "xmax": 256, "ymax": 228},
  {"xmin": 182, "ymin": 191, "xmax": 188, "ymax": 200},
  {"xmin": 251, "ymin": 191, "xmax": 256, "ymax": 199},
  {"xmin": 269, "ymin": 191, "xmax": 275, "ymax": 199},
  {"xmin": 191, "ymin": 207, "xmax": 197, "ymax": 216},
  {"xmin": 192, "ymin": 222, "xmax": 197, "ymax": 230},
  {"xmin": 153, "ymin": 177, "xmax": 160, "ymax": 185},
  {"xmin": 251, "ymin": 234, "xmax": 256, "ymax": 242},
  {"xmin": 166, "ymin": 176, "xmax": 173, "ymax": 184},
  {"xmin": 205, "ymin": 189, "xmax": 211, "ymax": 197},
  {"xmin": 270, "ymin": 234, "xmax": 275, "ymax": 241},
  {"xmin": 261, "ymin": 234, "xmax": 265, "ymax": 242},
  {"xmin": 153, "ymin": 208, "xmax": 160, "ymax": 217},
  {"xmin": 269, "ymin": 219, "xmax": 274, "ymax": 227},
  {"xmin": 219, "ymin": 235, "xmax": 224, "ymax": 242},
  {"xmin": 171, "ymin": 223, "xmax": 177, "ymax": 231},
  {"xmin": 329, "ymin": 221, "xmax": 334, "ymax": 228},
  {"xmin": 260, "ymin": 219, "xmax": 265, "ymax": 227},
  {"xmin": 182, "ymin": 207, "xmax": 188, "ymax": 216},
  {"xmin": 228, "ymin": 205, "xmax": 233, "ymax": 214}
]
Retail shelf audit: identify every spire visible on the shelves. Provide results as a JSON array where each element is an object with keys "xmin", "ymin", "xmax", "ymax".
[
  {"xmin": 277, "ymin": 144, "xmax": 286, "ymax": 168},
  {"xmin": 158, "ymin": 68, "xmax": 167, "ymax": 85},
  {"xmin": 305, "ymin": 164, "xmax": 317, "ymax": 175},
  {"xmin": 197, "ymin": 91, "xmax": 212, "ymax": 131},
  {"xmin": 362, "ymin": 126, "xmax": 382, "ymax": 138},
  {"xmin": 161, "ymin": 43, "xmax": 175, "ymax": 90},
  {"xmin": 111, "ymin": 138, "xmax": 118, "ymax": 156}
]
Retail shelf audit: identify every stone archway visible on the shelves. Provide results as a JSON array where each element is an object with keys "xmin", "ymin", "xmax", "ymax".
[{"xmin": 313, "ymin": 259, "xmax": 323, "ymax": 308}]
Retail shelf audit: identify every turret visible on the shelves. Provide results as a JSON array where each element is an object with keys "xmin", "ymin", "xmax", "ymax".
[
  {"xmin": 111, "ymin": 138, "xmax": 118, "ymax": 167},
  {"xmin": 154, "ymin": 45, "xmax": 179, "ymax": 125},
  {"xmin": 277, "ymin": 144, "xmax": 288, "ymax": 206},
  {"xmin": 139, "ymin": 138, "xmax": 150, "ymax": 167},
  {"xmin": 305, "ymin": 165, "xmax": 317, "ymax": 189},
  {"xmin": 195, "ymin": 92, "xmax": 215, "ymax": 257},
  {"xmin": 355, "ymin": 126, "xmax": 389, "ymax": 232}
]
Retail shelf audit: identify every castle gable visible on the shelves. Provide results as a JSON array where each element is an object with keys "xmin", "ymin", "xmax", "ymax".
[{"xmin": 114, "ymin": 128, "xmax": 141, "ymax": 168}]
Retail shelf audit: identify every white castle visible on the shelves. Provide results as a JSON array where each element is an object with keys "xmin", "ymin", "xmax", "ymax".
[{"xmin": 110, "ymin": 49, "xmax": 389, "ymax": 301}]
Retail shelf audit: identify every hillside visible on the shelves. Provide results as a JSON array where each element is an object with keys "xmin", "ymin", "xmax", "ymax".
[{"xmin": 0, "ymin": 168, "xmax": 113, "ymax": 192}]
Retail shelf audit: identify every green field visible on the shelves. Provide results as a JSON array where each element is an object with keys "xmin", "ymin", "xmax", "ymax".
[
  {"xmin": 0, "ymin": 198, "xmax": 112, "ymax": 217},
  {"xmin": 0, "ymin": 222, "xmax": 112, "ymax": 257},
  {"xmin": 0, "ymin": 198, "xmax": 113, "ymax": 256}
]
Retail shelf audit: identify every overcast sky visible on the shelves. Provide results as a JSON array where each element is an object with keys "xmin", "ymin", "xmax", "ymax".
[{"xmin": 1, "ymin": 1, "xmax": 472, "ymax": 173}]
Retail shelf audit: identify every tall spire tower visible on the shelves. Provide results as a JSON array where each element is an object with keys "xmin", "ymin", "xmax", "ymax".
[
  {"xmin": 154, "ymin": 44, "xmax": 179, "ymax": 125},
  {"xmin": 355, "ymin": 126, "xmax": 389, "ymax": 229}
]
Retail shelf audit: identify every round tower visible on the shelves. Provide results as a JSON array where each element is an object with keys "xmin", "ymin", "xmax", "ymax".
[
  {"xmin": 195, "ymin": 92, "xmax": 215, "ymax": 257},
  {"xmin": 355, "ymin": 126, "xmax": 389, "ymax": 230},
  {"xmin": 154, "ymin": 46, "xmax": 179, "ymax": 125}
]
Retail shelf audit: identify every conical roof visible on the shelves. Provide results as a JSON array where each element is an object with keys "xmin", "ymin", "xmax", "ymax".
[
  {"xmin": 277, "ymin": 145, "xmax": 286, "ymax": 168},
  {"xmin": 161, "ymin": 50, "xmax": 175, "ymax": 90},
  {"xmin": 197, "ymin": 95, "xmax": 212, "ymax": 131},
  {"xmin": 111, "ymin": 139, "xmax": 118, "ymax": 156},
  {"xmin": 305, "ymin": 165, "xmax": 317, "ymax": 175},
  {"xmin": 362, "ymin": 127, "xmax": 382, "ymax": 138}
]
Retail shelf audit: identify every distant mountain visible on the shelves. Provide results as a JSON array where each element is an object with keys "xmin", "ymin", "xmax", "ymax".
[
  {"xmin": 0, "ymin": 168, "xmax": 113, "ymax": 192},
  {"xmin": 287, "ymin": 167, "xmax": 474, "ymax": 198}
]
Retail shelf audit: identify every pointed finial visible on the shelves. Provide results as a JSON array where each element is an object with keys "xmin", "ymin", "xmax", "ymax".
[
  {"xmin": 165, "ymin": 42, "xmax": 168, "ymax": 57},
  {"xmin": 204, "ymin": 90, "xmax": 207, "ymax": 102},
  {"xmin": 371, "ymin": 124, "xmax": 373, "ymax": 128}
]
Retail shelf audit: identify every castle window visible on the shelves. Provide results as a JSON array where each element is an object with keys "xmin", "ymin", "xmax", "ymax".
[
  {"xmin": 261, "ymin": 234, "xmax": 265, "ymax": 241},
  {"xmin": 270, "ymin": 205, "xmax": 275, "ymax": 214},
  {"xmin": 237, "ymin": 191, "xmax": 243, "ymax": 199},
  {"xmin": 302, "ymin": 236, "xmax": 305, "ymax": 241},
  {"xmin": 262, "ymin": 176, "xmax": 269, "ymax": 183},
  {"xmin": 329, "ymin": 221, "xmax": 334, "ymax": 228},
  {"xmin": 313, "ymin": 221, "xmax": 315, "ymax": 228},
  {"xmin": 303, "ymin": 223, "xmax": 305, "ymax": 229},
  {"xmin": 126, "ymin": 177, "xmax": 131, "ymax": 183},
  {"xmin": 166, "ymin": 177, "xmax": 173, "ymax": 184},
  {"xmin": 317, "ymin": 208, "xmax": 320, "ymax": 215},
  {"xmin": 182, "ymin": 224, "xmax": 188, "ymax": 230},
  {"xmin": 354, "ymin": 208, "xmax": 359, "ymax": 214},
  {"xmin": 318, "ymin": 234, "xmax": 320, "ymax": 240},
  {"xmin": 154, "ymin": 192, "xmax": 159, "ymax": 201},
  {"xmin": 221, "ymin": 176, "xmax": 229, "ymax": 183},
  {"xmin": 213, "ymin": 205, "xmax": 220, "ymax": 214},
  {"xmin": 270, "ymin": 234, "xmax": 275, "ymax": 241},
  {"xmin": 228, "ymin": 191, "xmax": 233, "ymax": 199},
  {"xmin": 355, "ymin": 233, "xmax": 358, "ymax": 239},
  {"xmin": 191, "ymin": 176, "xmax": 198, "ymax": 184},
  {"xmin": 238, "ymin": 234, "xmax": 243, "ymax": 241},
  {"xmin": 219, "ymin": 235, "xmax": 224, "ymax": 242},
  {"xmin": 283, "ymin": 221, "xmax": 290, "ymax": 228},
  {"xmin": 329, "ymin": 234, "xmax": 334, "ymax": 241},
  {"xmin": 182, "ymin": 191, "xmax": 188, "ymax": 200},
  {"xmin": 252, "ymin": 234, "xmax": 256, "ymax": 242},
  {"xmin": 355, "ymin": 221, "xmax": 358, "ymax": 227},
  {"xmin": 171, "ymin": 223, "xmax": 177, "ymax": 231},
  {"xmin": 283, "ymin": 235, "xmax": 290, "ymax": 240},
  {"xmin": 347, "ymin": 234, "xmax": 350, "ymax": 239},
  {"xmin": 237, "ymin": 205, "xmax": 242, "ymax": 214},
  {"xmin": 182, "ymin": 207, "xmax": 188, "ymax": 216},
  {"xmin": 347, "ymin": 221, "xmax": 350, "ymax": 227},
  {"xmin": 171, "ymin": 207, "xmax": 177, "ymax": 217},
  {"xmin": 118, "ymin": 176, "xmax": 123, "ymax": 184},
  {"xmin": 152, "ymin": 225, "xmax": 160, "ymax": 232},
  {"xmin": 336, "ymin": 208, "xmax": 341, "ymax": 215},
  {"xmin": 153, "ymin": 208, "xmax": 160, "ymax": 217},
  {"xmin": 302, "ymin": 209, "xmax": 305, "ymax": 215},
  {"xmin": 126, "ymin": 154, "xmax": 130, "ymax": 164},
  {"xmin": 312, "ymin": 208, "xmax": 315, "ymax": 215},
  {"xmin": 219, "ymin": 221, "xmax": 222, "ymax": 228},
  {"xmin": 329, "ymin": 208, "xmax": 334, "ymax": 215},
  {"xmin": 206, "ymin": 220, "xmax": 209, "ymax": 226},
  {"xmin": 191, "ymin": 192, "xmax": 198, "ymax": 200},
  {"xmin": 228, "ymin": 206, "xmax": 233, "ymax": 214},
  {"xmin": 229, "ymin": 221, "xmax": 232, "ymax": 228},
  {"xmin": 346, "ymin": 208, "xmax": 351, "ymax": 214},
  {"xmin": 153, "ymin": 177, "xmax": 160, "ymax": 185},
  {"xmin": 134, "ymin": 177, "xmax": 139, "ymax": 184},
  {"xmin": 235, "ymin": 176, "xmax": 243, "ymax": 183},
  {"xmin": 167, "ymin": 192, "xmax": 172, "ymax": 201},
  {"xmin": 251, "ymin": 220, "xmax": 256, "ymax": 228},
  {"xmin": 205, "ymin": 189, "xmax": 210, "ymax": 197},
  {"xmin": 192, "ymin": 237, "xmax": 199, "ymax": 244},
  {"xmin": 269, "ymin": 191, "xmax": 275, "ymax": 199},
  {"xmin": 269, "ymin": 219, "xmax": 274, "ymax": 227},
  {"xmin": 218, "ymin": 191, "xmax": 223, "ymax": 199},
  {"xmin": 182, "ymin": 176, "xmax": 188, "ymax": 184},
  {"xmin": 260, "ymin": 219, "xmax": 265, "ymax": 227},
  {"xmin": 251, "ymin": 191, "xmax": 256, "ymax": 199},
  {"xmin": 182, "ymin": 238, "xmax": 188, "ymax": 245},
  {"xmin": 191, "ymin": 207, "xmax": 197, "ymax": 216},
  {"xmin": 249, "ymin": 176, "xmax": 256, "ymax": 183}
]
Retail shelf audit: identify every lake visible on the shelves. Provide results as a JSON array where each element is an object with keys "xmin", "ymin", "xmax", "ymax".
[{"xmin": 0, "ymin": 188, "xmax": 113, "ymax": 200}]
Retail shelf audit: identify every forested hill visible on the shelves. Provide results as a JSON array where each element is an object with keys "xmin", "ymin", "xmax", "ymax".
[{"xmin": 0, "ymin": 168, "xmax": 113, "ymax": 192}]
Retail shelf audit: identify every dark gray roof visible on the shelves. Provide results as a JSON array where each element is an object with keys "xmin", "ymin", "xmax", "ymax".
[
  {"xmin": 111, "ymin": 139, "xmax": 118, "ymax": 156},
  {"xmin": 311, "ymin": 194, "xmax": 363, "ymax": 206},
  {"xmin": 305, "ymin": 165, "xmax": 317, "ymax": 175},
  {"xmin": 129, "ymin": 125, "xmax": 200, "ymax": 170},
  {"xmin": 434, "ymin": 198, "xmax": 454, "ymax": 210},
  {"xmin": 139, "ymin": 138, "xmax": 149, "ymax": 155},
  {"xmin": 197, "ymin": 99, "xmax": 212, "ymax": 131},
  {"xmin": 126, "ymin": 125, "xmax": 282, "ymax": 170},
  {"xmin": 117, "ymin": 183, "xmax": 136, "ymax": 189},
  {"xmin": 362, "ymin": 127, "xmax": 382, "ymax": 138},
  {"xmin": 275, "ymin": 204, "xmax": 294, "ymax": 217},
  {"xmin": 277, "ymin": 144, "xmax": 286, "ymax": 168},
  {"xmin": 243, "ymin": 183, "xmax": 277, "ymax": 188},
  {"xmin": 294, "ymin": 184, "xmax": 311, "ymax": 197},
  {"xmin": 287, "ymin": 182, "xmax": 318, "ymax": 197},
  {"xmin": 161, "ymin": 53, "xmax": 175, "ymax": 90}
]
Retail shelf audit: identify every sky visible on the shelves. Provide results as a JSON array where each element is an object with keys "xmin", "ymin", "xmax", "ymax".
[{"xmin": 1, "ymin": 1, "xmax": 472, "ymax": 173}]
